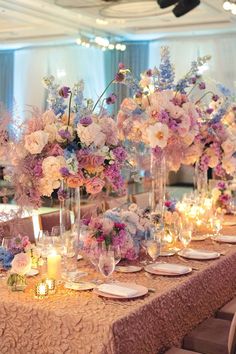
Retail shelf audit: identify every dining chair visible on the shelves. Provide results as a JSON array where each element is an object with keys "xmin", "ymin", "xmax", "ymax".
[
  {"xmin": 165, "ymin": 312, "xmax": 236, "ymax": 354},
  {"xmin": 131, "ymin": 192, "xmax": 149, "ymax": 209},
  {"xmin": 217, "ymin": 298, "xmax": 236, "ymax": 321},
  {"xmin": 39, "ymin": 211, "xmax": 71, "ymax": 234},
  {"xmin": 0, "ymin": 216, "xmax": 35, "ymax": 243}
]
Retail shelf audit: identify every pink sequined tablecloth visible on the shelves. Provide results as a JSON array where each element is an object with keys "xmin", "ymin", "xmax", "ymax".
[{"xmin": 1, "ymin": 223, "xmax": 236, "ymax": 354}]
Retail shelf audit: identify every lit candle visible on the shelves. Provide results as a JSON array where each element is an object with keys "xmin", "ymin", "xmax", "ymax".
[
  {"xmin": 47, "ymin": 250, "xmax": 61, "ymax": 281},
  {"xmin": 45, "ymin": 278, "xmax": 56, "ymax": 294},
  {"xmin": 35, "ymin": 282, "xmax": 49, "ymax": 299}
]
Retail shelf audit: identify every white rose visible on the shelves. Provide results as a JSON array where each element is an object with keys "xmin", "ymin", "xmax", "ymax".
[{"xmin": 24, "ymin": 130, "xmax": 49, "ymax": 154}]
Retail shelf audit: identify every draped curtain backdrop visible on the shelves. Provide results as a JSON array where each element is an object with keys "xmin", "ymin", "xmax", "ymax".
[
  {"xmin": 104, "ymin": 42, "xmax": 149, "ymax": 112},
  {"xmin": 149, "ymin": 33, "xmax": 236, "ymax": 92},
  {"xmin": 14, "ymin": 44, "xmax": 105, "ymax": 120},
  {"xmin": 0, "ymin": 51, "xmax": 14, "ymax": 111}
]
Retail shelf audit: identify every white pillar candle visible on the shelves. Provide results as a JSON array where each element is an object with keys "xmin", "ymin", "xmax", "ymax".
[{"xmin": 47, "ymin": 250, "xmax": 61, "ymax": 280}]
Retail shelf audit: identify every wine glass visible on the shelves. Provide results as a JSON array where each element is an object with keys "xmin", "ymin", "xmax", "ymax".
[
  {"xmin": 179, "ymin": 227, "xmax": 192, "ymax": 249},
  {"xmin": 1, "ymin": 237, "xmax": 12, "ymax": 251},
  {"xmin": 98, "ymin": 249, "xmax": 115, "ymax": 280},
  {"xmin": 36, "ymin": 230, "xmax": 51, "ymax": 275},
  {"xmin": 51, "ymin": 225, "xmax": 66, "ymax": 237},
  {"xmin": 229, "ymin": 197, "xmax": 236, "ymax": 215},
  {"xmin": 147, "ymin": 239, "xmax": 161, "ymax": 262},
  {"xmin": 210, "ymin": 214, "xmax": 223, "ymax": 239},
  {"xmin": 62, "ymin": 233, "xmax": 87, "ymax": 283},
  {"xmin": 107, "ymin": 245, "xmax": 121, "ymax": 265},
  {"xmin": 87, "ymin": 243, "xmax": 102, "ymax": 270}
]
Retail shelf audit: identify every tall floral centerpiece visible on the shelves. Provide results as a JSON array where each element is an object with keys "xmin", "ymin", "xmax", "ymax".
[
  {"xmin": 191, "ymin": 88, "xmax": 236, "ymax": 197},
  {"xmin": 13, "ymin": 75, "xmax": 127, "ymax": 235},
  {"xmin": 117, "ymin": 47, "xmax": 209, "ymax": 216}
]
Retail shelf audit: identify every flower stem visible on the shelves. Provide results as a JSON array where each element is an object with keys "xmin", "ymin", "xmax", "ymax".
[
  {"xmin": 92, "ymin": 79, "xmax": 114, "ymax": 112},
  {"xmin": 187, "ymin": 82, "xmax": 198, "ymax": 97},
  {"xmin": 67, "ymin": 92, "xmax": 73, "ymax": 127},
  {"xmin": 195, "ymin": 91, "xmax": 215, "ymax": 104}
]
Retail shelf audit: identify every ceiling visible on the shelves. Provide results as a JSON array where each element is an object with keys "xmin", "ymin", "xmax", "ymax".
[{"xmin": 0, "ymin": 0, "xmax": 236, "ymax": 49}]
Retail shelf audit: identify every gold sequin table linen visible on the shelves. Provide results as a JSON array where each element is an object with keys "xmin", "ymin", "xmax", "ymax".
[{"xmin": 0, "ymin": 220, "xmax": 236, "ymax": 354}]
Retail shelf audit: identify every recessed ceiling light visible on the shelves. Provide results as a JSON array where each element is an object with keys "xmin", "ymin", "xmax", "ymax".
[
  {"xmin": 223, "ymin": 1, "xmax": 232, "ymax": 11},
  {"xmin": 96, "ymin": 18, "xmax": 108, "ymax": 25}
]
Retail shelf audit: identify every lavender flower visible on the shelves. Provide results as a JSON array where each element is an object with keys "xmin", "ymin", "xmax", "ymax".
[
  {"xmin": 106, "ymin": 93, "xmax": 117, "ymax": 105},
  {"xmin": 198, "ymin": 82, "xmax": 206, "ymax": 90},
  {"xmin": 212, "ymin": 94, "xmax": 219, "ymax": 102},
  {"xmin": 80, "ymin": 116, "xmax": 92, "ymax": 126},
  {"xmin": 59, "ymin": 86, "xmax": 71, "ymax": 98},
  {"xmin": 58, "ymin": 129, "xmax": 71, "ymax": 140},
  {"xmin": 60, "ymin": 167, "xmax": 70, "ymax": 177}
]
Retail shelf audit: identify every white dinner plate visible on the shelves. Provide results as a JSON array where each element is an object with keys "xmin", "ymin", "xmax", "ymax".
[
  {"xmin": 64, "ymin": 281, "xmax": 95, "ymax": 291},
  {"xmin": 178, "ymin": 248, "xmax": 220, "ymax": 260},
  {"xmin": 26, "ymin": 269, "xmax": 39, "ymax": 277},
  {"xmin": 214, "ymin": 235, "xmax": 236, "ymax": 244},
  {"xmin": 223, "ymin": 221, "xmax": 236, "ymax": 227},
  {"xmin": 144, "ymin": 262, "xmax": 192, "ymax": 276},
  {"xmin": 160, "ymin": 250, "xmax": 176, "ymax": 257},
  {"xmin": 93, "ymin": 282, "xmax": 148, "ymax": 299},
  {"xmin": 115, "ymin": 266, "xmax": 142, "ymax": 273},
  {"xmin": 191, "ymin": 234, "xmax": 209, "ymax": 241}
]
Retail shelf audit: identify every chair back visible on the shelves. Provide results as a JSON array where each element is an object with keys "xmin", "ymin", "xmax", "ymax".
[
  {"xmin": 228, "ymin": 312, "xmax": 236, "ymax": 354},
  {"xmin": 40, "ymin": 211, "xmax": 71, "ymax": 234},
  {"xmin": 0, "ymin": 216, "xmax": 35, "ymax": 243},
  {"xmin": 131, "ymin": 192, "xmax": 149, "ymax": 209}
]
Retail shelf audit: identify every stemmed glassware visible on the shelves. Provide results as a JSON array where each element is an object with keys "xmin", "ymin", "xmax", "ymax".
[
  {"xmin": 178, "ymin": 218, "xmax": 193, "ymax": 249},
  {"xmin": 98, "ymin": 247, "xmax": 115, "ymax": 281},
  {"xmin": 146, "ymin": 227, "xmax": 161, "ymax": 263},
  {"xmin": 210, "ymin": 213, "xmax": 223, "ymax": 239}
]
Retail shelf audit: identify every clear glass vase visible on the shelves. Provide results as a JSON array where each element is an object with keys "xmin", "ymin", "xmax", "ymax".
[
  {"xmin": 59, "ymin": 181, "xmax": 81, "ymax": 237},
  {"xmin": 194, "ymin": 162, "xmax": 208, "ymax": 198},
  {"xmin": 149, "ymin": 152, "xmax": 166, "ymax": 222},
  {"xmin": 7, "ymin": 274, "xmax": 27, "ymax": 292}
]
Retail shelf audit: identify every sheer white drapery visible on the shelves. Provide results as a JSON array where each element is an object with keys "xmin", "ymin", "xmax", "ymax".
[{"xmin": 14, "ymin": 45, "xmax": 105, "ymax": 120}]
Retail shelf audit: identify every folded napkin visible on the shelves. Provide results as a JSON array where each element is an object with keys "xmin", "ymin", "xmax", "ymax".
[
  {"xmin": 183, "ymin": 248, "xmax": 218, "ymax": 257},
  {"xmin": 152, "ymin": 263, "xmax": 189, "ymax": 274},
  {"xmin": 98, "ymin": 283, "xmax": 138, "ymax": 297},
  {"xmin": 217, "ymin": 235, "xmax": 236, "ymax": 242}
]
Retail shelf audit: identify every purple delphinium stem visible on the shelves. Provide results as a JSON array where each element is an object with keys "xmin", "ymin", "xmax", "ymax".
[{"xmin": 92, "ymin": 79, "xmax": 114, "ymax": 113}]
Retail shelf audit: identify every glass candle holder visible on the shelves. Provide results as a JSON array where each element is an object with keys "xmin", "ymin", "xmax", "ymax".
[
  {"xmin": 45, "ymin": 278, "xmax": 56, "ymax": 294},
  {"xmin": 35, "ymin": 281, "xmax": 49, "ymax": 299}
]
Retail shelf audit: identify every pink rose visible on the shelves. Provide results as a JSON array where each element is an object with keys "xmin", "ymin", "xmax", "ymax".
[
  {"xmin": 46, "ymin": 143, "xmax": 64, "ymax": 157},
  {"xmin": 86, "ymin": 177, "xmax": 105, "ymax": 194},
  {"xmin": 120, "ymin": 98, "xmax": 137, "ymax": 113},
  {"xmin": 66, "ymin": 173, "xmax": 84, "ymax": 188},
  {"xmin": 102, "ymin": 218, "xmax": 114, "ymax": 234},
  {"xmin": 11, "ymin": 253, "xmax": 32, "ymax": 275}
]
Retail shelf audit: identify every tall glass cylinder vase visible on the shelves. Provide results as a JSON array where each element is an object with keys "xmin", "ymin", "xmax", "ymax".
[
  {"xmin": 59, "ymin": 181, "xmax": 81, "ymax": 237},
  {"xmin": 149, "ymin": 151, "xmax": 167, "ymax": 220},
  {"xmin": 194, "ymin": 162, "xmax": 208, "ymax": 198}
]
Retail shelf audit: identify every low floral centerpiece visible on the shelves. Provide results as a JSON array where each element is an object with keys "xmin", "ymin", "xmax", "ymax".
[
  {"xmin": 0, "ymin": 234, "xmax": 40, "ymax": 291},
  {"xmin": 212, "ymin": 181, "xmax": 232, "ymax": 214},
  {"xmin": 82, "ymin": 203, "xmax": 151, "ymax": 260}
]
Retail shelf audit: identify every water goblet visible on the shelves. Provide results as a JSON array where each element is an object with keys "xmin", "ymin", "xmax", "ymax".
[
  {"xmin": 98, "ymin": 249, "xmax": 115, "ymax": 281},
  {"xmin": 210, "ymin": 214, "xmax": 223, "ymax": 239},
  {"xmin": 179, "ymin": 228, "xmax": 192, "ymax": 249}
]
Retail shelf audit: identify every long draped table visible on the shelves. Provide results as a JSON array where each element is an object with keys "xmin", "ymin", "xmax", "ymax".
[{"xmin": 1, "ymin": 221, "xmax": 236, "ymax": 354}]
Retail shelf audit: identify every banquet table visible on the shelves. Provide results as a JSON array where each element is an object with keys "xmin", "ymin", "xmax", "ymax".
[{"xmin": 1, "ymin": 220, "xmax": 236, "ymax": 354}]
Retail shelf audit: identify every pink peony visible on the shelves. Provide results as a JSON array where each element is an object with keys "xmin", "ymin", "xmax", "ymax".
[
  {"xmin": 11, "ymin": 253, "xmax": 32, "ymax": 275},
  {"xmin": 86, "ymin": 177, "xmax": 105, "ymax": 194}
]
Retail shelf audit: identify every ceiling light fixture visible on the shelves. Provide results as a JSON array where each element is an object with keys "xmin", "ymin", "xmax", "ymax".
[{"xmin": 223, "ymin": 0, "xmax": 236, "ymax": 14}]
